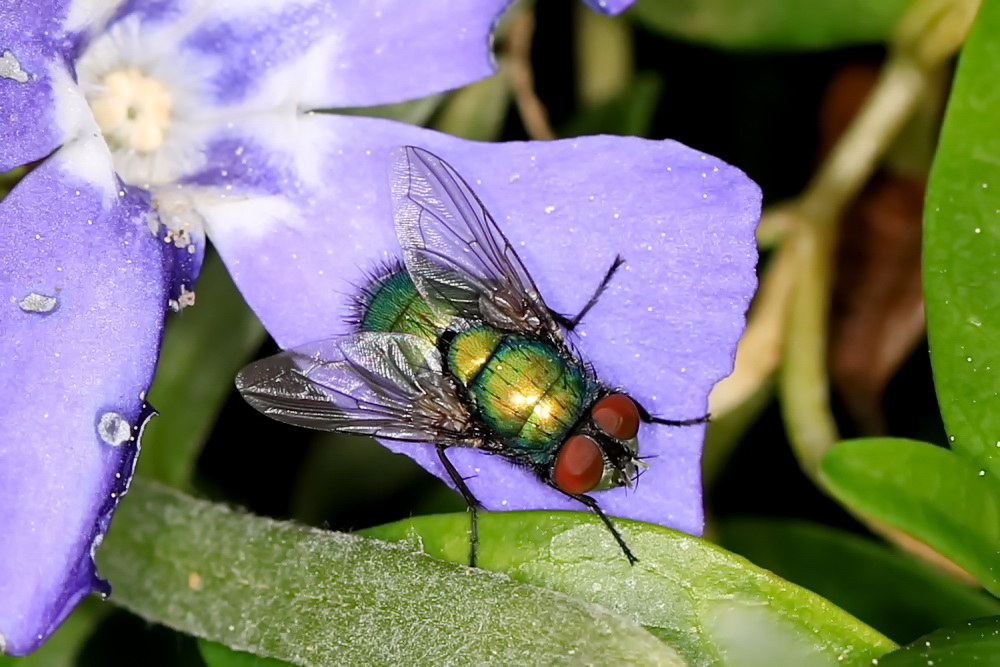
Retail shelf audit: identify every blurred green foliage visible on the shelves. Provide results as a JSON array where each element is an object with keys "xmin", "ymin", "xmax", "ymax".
[
  {"xmin": 821, "ymin": 0, "xmax": 1000, "ymax": 603},
  {"xmin": 876, "ymin": 615, "xmax": 1000, "ymax": 665},
  {"xmin": 822, "ymin": 438, "xmax": 1000, "ymax": 596},
  {"xmin": 629, "ymin": 0, "xmax": 912, "ymax": 50},
  {"xmin": 719, "ymin": 518, "xmax": 1000, "ymax": 643}
]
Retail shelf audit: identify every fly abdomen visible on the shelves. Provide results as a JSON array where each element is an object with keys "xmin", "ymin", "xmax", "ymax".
[
  {"xmin": 447, "ymin": 327, "xmax": 590, "ymax": 456},
  {"xmin": 358, "ymin": 268, "xmax": 450, "ymax": 343}
]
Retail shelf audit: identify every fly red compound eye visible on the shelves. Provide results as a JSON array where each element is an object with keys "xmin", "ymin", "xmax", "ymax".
[
  {"xmin": 591, "ymin": 394, "xmax": 640, "ymax": 441},
  {"xmin": 553, "ymin": 435, "xmax": 604, "ymax": 495}
]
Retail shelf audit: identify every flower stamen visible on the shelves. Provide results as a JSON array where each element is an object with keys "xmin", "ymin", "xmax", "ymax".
[{"xmin": 90, "ymin": 67, "xmax": 172, "ymax": 154}]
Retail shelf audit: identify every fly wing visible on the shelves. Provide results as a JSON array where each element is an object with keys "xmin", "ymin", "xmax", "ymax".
[
  {"xmin": 390, "ymin": 145, "xmax": 562, "ymax": 340},
  {"xmin": 236, "ymin": 332, "xmax": 473, "ymax": 445}
]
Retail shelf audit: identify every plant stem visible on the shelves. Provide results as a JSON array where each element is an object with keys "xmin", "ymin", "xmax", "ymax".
[{"xmin": 776, "ymin": 0, "xmax": 978, "ymax": 479}]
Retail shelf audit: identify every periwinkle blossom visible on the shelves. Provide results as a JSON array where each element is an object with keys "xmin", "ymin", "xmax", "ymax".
[{"xmin": 0, "ymin": 0, "xmax": 508, "ymax": 655}]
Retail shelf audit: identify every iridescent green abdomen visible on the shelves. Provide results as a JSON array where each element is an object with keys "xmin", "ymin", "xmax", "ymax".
[
  {"xmin": 448, "ymin": 327, "xmax": 592, "ymax": 457},
  {"xmin": 359, "ymin": 269, "xmax": 450, "ymax": 343}
]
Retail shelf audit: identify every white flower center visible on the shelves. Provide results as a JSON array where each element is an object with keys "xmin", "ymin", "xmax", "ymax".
[
  {"xmin": 89, "ymin": 67, "xmax": 173, "ymax": 155},
  {"xmin": 74, "ymin": 17, "xmax": 217, "ymax": 258},
  {"xmin": 75, "ymin": 16, "xmax": 209, "ymax": 189}
]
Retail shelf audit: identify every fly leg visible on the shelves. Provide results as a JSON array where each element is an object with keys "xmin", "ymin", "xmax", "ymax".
[
  {"xmin": 636, "ymin": 401, "xmax": 710, "ymax": 427},
  {"xmin": 553, "ymin": 255, "xmax": 625, "ymax": 331},
  {"xmin": 437, "ymin": 445, "xmax": 484, "ymax": 568},
  {"xmin": 561, "ymin": 490, "xmax": 638, "ymax": 565}
]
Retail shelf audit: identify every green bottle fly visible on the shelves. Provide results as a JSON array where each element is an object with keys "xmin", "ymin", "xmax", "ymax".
[{"xmin": 237, "ymin": 146, "xmax": 709, "ymax": 568}]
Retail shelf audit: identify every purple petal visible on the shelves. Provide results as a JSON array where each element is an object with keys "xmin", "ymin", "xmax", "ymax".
[
  {"xmin": 0, "ymin": 0, "xmax": 121, "ymax": 171},
  {"xmin": 0, "ymin": 136, "xmax": 172, "ymax": 656},
  {"xmin": 107, "ymin": 0, "xmax": 510, "ymax": 113},
  {"xmin": 581, "ymin": 0, "xmax": 634, "ymax": 15},
  {"xmin": 209, "ymin": 116, "xmax": 759, "ymax": 536}
]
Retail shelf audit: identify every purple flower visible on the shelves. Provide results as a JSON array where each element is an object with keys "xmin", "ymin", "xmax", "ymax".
[
  {"xmin": 581, "ymin": 0, "xmax": 635, "ymax": 15},
  {"xmin": 217, "ymin": 124, "xmax": 760, "ymax": 539},
  {"xmin": 0, "ymin": 0, "xmax": 508, "ymax": 655}
]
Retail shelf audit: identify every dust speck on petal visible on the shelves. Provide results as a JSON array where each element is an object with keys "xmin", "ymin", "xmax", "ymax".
[
  {"xmin": 0, "ymin": 50, "xmax": 29, "ymax": 83},
  {"xmin": 97, "ymin": 412, "xmax": 131, "ymax": 447},
  {"xmin": 167, "ymin": 285, "xmax": 196, "ymax": 312},
  {"xmin": 18, "ymin": 293, "xmax": 58, "ymax": 313}
]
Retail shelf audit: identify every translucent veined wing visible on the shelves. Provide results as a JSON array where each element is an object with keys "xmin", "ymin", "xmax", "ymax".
[
  {"xmin": 390, "ymin": 145, "xmax": 563, "ymax": 341},
  {"xmin": 236, "ymin": 332, "xmax": 474, "ymax": 445}
]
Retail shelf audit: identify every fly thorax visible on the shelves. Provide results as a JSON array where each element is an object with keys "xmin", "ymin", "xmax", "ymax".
[
  {"xmin": 478, "ymin": 287, "xmax": 532, "ymax": 332},
  {"xmin": 447, "ymin": 326, "xmax": 503, "ymax": 386},
  {"xmin": 450, "ymin": 330, "xmax": 588, "ymax": 453}
]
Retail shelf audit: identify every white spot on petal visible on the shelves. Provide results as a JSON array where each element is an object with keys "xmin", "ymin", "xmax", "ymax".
[
  {"xmin": 97, "ymin": 412, "xmax": 131, "ymax": 447},
  {"xmin": 0, "ymin": 50, "xmax": 28, "ymax": 83},
  {"xmin": 18, "ymin": 293, "xmax": 57, "ymax": 313}
]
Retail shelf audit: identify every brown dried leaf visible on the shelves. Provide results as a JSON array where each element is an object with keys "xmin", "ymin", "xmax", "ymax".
[
  {"xmin": 818, "ymin": 63, "xmax": 883, "ymax": 158},
  {"xmin": 829, "ymin": 174, "xmax": 925, "ymax": 434},
  {"xmin": 820, "ymin": 63, "xmax": 926, "ymax": 434}
]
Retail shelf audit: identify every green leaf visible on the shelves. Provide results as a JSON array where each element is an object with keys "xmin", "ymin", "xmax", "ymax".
[
  {"xmin": 98, "ymin": 480, "xmax": 686, "ymax": 666},
  {"xmin": 628, "ymin": 0, "xmax": 912, "ymax": 51},
  {"xmin": 924, "ymin": 0, "xmax": 1000, "ymax": 479},
  {"xmin": 876, "ymin": 615, "xmax": 1000, "ymax": 666},
  {"xmin": 200, "ymin": 641, "xmax": 291, "ymax": 667},
  {"xmin": 821, "ymin": 438, "xmax": 1000, "ymax": 596},
  {"xmin": 719, "ymin": 518, "xmax": 1000, "ymax": 643},
  {"xmin": 138, "ymin": 251, "xmax": 265, "ymax": 488},
  {"xmin": 363, "ymin": 513, "xmax": 896, "ymax": 666},
  {"xmin": 0, "ymin": 598, "xmax": 106, "ymax": 667}
]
